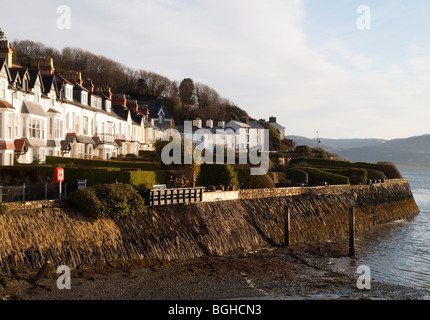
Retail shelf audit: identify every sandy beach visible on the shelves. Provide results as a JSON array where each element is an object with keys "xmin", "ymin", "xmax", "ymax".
[{"xmin": 0, "ymin": 238, "xmax": 428, "ymax": 301}]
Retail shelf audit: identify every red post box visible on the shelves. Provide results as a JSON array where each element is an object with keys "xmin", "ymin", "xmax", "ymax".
[{"xmin": 54, "ymin": 167, "xmax": 65, "ymax": 183}]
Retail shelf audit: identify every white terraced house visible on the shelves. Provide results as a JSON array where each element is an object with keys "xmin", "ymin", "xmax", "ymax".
[{"xmin": 0, "ymin": 39, "xmax": 163, "ymax": 165}]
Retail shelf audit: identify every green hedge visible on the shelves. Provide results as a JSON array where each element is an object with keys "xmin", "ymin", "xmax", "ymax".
[
  {"xmin": 65, "ymin": 167, "xmax": 166, "ymax": 189},
  {"xmin": 69, "ymin": 183, "xmax": 145, "ymax": 219},
  {"xmin": 64, "ymin": 167, "xmax": 123, "ymax": 186},
  {"xmin": 122, "ymin": 170, "xmax": 167, "ymax": 191},
  {"xmin": 320, "ymin": 168, "xmax": 367, "ymax": 185},
  {"xmin": 295, "ymin": 145, "xmax": 312, "ymax": 154},
  {"xmin": 236, "ymin": 168, "xmax": 276, "ymax": 189},
  {"xmin": 0, "ymin": 164, "xmax": 166, "ymax": 189},
  {"xmin": 366, "ymin": 169, "xmax": 387, "ymax": 180},
  {"xmin": 197, "ymin": 164, "xmax": 239, "ymax": 188},
  {"xmin": 288, "ymin": 158, "xmax": 402, "ymax": 179},
  {"xmin": 295, "ymin": 166, "xmax": 350, "ymax": 186},
  {"xmin": 284, "ymin": 168, "xmax": 308, "ymax": 185},
  {"xmin": 0, "ymin": 165, "xmax": 57, "ymax": 184},
  {"xmin": 45, "ymin": 156, "xmax": 161, "ymax": 171}
]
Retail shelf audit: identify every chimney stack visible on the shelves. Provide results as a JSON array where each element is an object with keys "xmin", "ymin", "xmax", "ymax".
[
  {"xmin": 112, "ymin": 94, "xmax": 127, "ymax": 106},
  {"xmin": 126, "ymin": 99, "xmax": 139, "ymax": 112},
  {"xmin": 62, "ymin": 70, "xmax": 82, "ymax": 85},
  {"xmin": 269, "ymin": 116, "xmax": 277, "ymax": 123},
  {"xmin": 95, "ymin": 87, "xmax": 112, "ymax": 100},
  {"xmin": 83, "ymin": 78, "xmax": 94, "ymax": 92},
  {"xmin": 31, "ymin": 57, "xmax": 55, "ymax": 76},
  {"xmin": 193, "ymin": 119, "xmax": 202, "ymax": 129},
  {"xmin": 0, "ymin": 39, "xmax": 13, "ymax": 68},
  {"xmin": 139, "ymin": 104, "xmax": 149, "ymax": 117},
  {"xmin": 206, "ymin": 119, "xmax": 213, "ymax": 128},
  {"xmin": 218, "ymin": 121, "xmax": 225, "ymax": 128}
]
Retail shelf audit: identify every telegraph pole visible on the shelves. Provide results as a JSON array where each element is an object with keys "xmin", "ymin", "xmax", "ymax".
[{"xmin": 316, "ymin": 131, "xmax": 319, "ymax": 149}]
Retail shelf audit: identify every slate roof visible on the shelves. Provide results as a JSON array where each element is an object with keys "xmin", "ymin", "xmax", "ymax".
[
  {"xmin": 27, "ymin": 69, "xmax": 43, "ymax": 90},
  {"xmin": 249, "ymin": 121, "xmax": 264, "ymax": 129},
  {"xmin": 139, "ymin": 101, "xmax": 172, "ymax": 120},
  {"xmin": 41, "ymin": 75, "xmax": 57, "ymax": 95},
  {"xmin": 21, "ymin": 99, "xmax": 46, "ymax": 117}
]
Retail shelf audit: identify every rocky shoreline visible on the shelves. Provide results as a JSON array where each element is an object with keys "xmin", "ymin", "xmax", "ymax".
[{"xmin": 1, "ymin": 238, "xmax": 428, "ymax": 301}]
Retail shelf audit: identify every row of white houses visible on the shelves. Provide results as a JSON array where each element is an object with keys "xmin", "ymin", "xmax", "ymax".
[{"xmin": 0, "ymin": 39, "xmax": 164, "ymax": 165}]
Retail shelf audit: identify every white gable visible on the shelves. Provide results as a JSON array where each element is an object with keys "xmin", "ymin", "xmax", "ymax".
[{"xmin": 0, "ymin": 64, "xmax": 8, "ymax": 79}]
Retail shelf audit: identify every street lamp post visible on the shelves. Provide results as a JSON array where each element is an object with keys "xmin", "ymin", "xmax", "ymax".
[{"xmin": 316, "ymin": 131, "xmax": 319, "ymax": 149}]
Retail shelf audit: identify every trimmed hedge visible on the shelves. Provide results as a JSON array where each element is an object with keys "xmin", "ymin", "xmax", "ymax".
[
  {"xmin": 197, "ymin": 163, "xmax": 239, "ymax": 188},
  {"xmin": 122, "ymin": 170, "xmax": 167, "ymax": 191},
  {"xmin": 288, "ymin": 158, "xmax": 402, "ymax": 179},
  {"xmin": 236, "ymin": 168, "xmax": 276, "ymax": 189},
  {"xmin": 284, "ymin": 168, "xmax": 308, "ymax": 185},
  {"xmin": 69, "ymin": 183, "xmax": 145, "ymax": 219},
  {"xmin": 366, "ymin": 169, "xmax": 387, "ymax": 180},
  {"xmin": 0, "ymin": 164, "xmax": 166, "ymax": 190},
  {"xmin": 320, "ymin": 168, "xmax": 367, "ymax": 185},
  {"xmin": 64, "ymin": 167, "xmax": 123, "ymax": 186},
  {"xmin": 45, "ymin": 156, "xmax": 161, "ymax": 171},
  {"xmin": 65, "ymin": 167, "xmax": 166, "ymax": 189},
  {"xmin": 0, "ymin": 165, "xmax": 57, "ymax": 184},
  {"xmin": 295, "ymin": 166, "xmax": 350, "ymax": 186}
]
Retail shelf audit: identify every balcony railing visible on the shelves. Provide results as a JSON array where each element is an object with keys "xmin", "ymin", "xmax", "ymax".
[{"xmin": 95, "ymin": 133, "xmax": 114, "ymax": 144}]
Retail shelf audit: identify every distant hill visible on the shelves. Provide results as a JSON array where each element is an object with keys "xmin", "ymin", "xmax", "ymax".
[
  {"xmin": 287, "ymin": 134, "xmax": 430, "ymax": 166},
  {"xmin": 338, "ymin": 134, "xmax": 430, "ymax": 166},
  {"xmin": 287, "ymin": 135, "xmax": 388, "ymax": 154}
]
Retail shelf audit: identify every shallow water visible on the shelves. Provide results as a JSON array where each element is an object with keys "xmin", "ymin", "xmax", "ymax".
[{"xmin": 333, "ymin": 168, "xmax": 430, "ymax": 289}]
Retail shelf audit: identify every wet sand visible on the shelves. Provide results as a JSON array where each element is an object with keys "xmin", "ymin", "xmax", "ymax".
[{"xmin": 1, "ymin": 238, "xmax": 428, "ymax": 301}]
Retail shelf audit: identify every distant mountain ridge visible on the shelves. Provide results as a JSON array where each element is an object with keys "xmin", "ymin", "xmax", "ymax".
[{"xmin": 287, "ymin": 134, "xmax": 430, "ymax": 167}]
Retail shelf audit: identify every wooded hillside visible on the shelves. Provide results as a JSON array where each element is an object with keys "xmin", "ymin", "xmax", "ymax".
[{"xmin": 11, "ymin": 39, "xmax": 250, "ymax": 124}]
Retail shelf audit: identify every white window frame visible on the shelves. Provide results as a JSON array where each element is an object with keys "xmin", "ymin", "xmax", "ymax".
[
  {"xmin": 5, "ymin": 113, "xmax": 12, "ymax": 139},
  {"xmin": 83, "ymin": 116, "xmax": 89, "ymax": 135}
]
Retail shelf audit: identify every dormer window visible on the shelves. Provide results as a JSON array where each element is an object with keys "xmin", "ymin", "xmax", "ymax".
[
  {"xmin": 91, "ymin": 95, "xmax": 101, "ymax": 108},
  {"xmin": 65, "ymin": 85, "xmax": 73, "ymax": 100},
  {"xmin": 82, "ymin": 91, "xmax": 88, "ymax": 105}
]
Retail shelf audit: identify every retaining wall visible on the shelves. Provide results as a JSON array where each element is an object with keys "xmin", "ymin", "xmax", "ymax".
[{"xmin": 0, "ymin": 179, "xmax": 419, "ymax": 274}]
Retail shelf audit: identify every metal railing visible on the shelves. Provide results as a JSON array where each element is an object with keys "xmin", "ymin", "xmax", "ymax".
[
  {"xmin": 0, "ymin": 180, "xmax": 86, "ymax": 203},
  {"xmin": 142, "ymin": 187, "xmax": 205, "ymax": 206},
  {"xmin": 95, "ymin": 133, "xmax": 115, "ymax": 144},
  {"xmin": 0, "ymin": 183, "xmax": 67, "ymax": 203}
]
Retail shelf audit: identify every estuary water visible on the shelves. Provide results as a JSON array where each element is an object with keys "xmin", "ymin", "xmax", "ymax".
[{"xmin": 334, "ymin": 167, "xmax": 430, "ymax": 289}]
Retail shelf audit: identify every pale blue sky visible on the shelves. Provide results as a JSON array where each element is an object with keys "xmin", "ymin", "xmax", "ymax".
[{"xmin": 1, "ymin": 0, "xmax": 430, "ymax": 139}]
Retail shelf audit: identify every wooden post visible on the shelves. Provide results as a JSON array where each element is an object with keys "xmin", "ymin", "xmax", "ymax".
[
  {"xmin": 349, "ymin": 207, "xmax": 356, "ymax": 256},
  {"xmin": 285, "ymin": 207, "xmax": 291, "ymax": 247},
  {"xmin": 33, "ymin": 260, "xmax": 52, "ymax": 285}
]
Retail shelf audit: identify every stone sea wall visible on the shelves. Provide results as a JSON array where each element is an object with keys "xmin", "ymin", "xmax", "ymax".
[{"xmin": 0, "ymin": 179, "xmax": 419, "ymax": 275}]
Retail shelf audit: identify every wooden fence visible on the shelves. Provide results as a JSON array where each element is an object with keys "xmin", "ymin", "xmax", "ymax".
[{"xmin": 142, "ymin": 187, "xmax": 205, "ymax": 206}]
